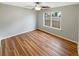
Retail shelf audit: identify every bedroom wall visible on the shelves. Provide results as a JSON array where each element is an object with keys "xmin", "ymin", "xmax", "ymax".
[
  {"xmin": 37, "ymin": 4, "xmax": 78, "ymax": 43},
  {"xmin": 78, "ymin": 3, "xmax": 79, "ymax": 55},
  {"xmin": 0, "ymin": 3, "xmax": 36, "ymax": 46}
]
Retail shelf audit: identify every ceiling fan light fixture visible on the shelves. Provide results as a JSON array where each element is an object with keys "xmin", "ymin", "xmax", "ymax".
[
  {"xmin": 35, "ymin": 7, "xmax": 41, "ymax": 10},
  {"xmin": 35, "ymin": 4, "xmax": 41, "ymax": 10}
]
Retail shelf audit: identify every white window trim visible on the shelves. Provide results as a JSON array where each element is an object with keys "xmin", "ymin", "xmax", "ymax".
[{"xmin": 43, "ymin": 12, "xmax": 62, "ymax": 30}]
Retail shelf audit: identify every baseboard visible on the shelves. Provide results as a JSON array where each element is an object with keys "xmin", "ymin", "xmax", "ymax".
[
  {"xmin": 37, "ymin": 28, "xmax": 77, "ymax": 44},
  {"xmin": 0, "ymin": 28, "xmax": 77, "ymax": 44},
  {"xmin": 0, "ymin": 28, "xmax": 36, "ymax": 41},
  {"xmin": 0, "ymin": 29, "xmax": 36, "ymax": 53}
]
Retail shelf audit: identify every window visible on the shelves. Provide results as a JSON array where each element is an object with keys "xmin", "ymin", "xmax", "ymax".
[
  {"xmin": 44, "ymin": 12, "xmax": 51, "ymax": 26},
  {"xmin": 43, "ymin": 11, "xmax": 61, "ymax": 30}
]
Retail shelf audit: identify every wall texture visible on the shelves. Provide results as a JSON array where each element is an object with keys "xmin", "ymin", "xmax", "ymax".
[
  {"xmin": 37, "ymin": 4, "xmax": 78, "ymax": 43},
  {"xmin": 0, "ymin": 4, "xmax": 36, "ymax": 46}
]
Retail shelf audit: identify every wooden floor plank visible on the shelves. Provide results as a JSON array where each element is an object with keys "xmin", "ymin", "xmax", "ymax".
[
  {"xmin": 0, "ymin": 47, "xmax": 1, "ymax": 56},
  {"xmin": 1, "ymin": 30, "xmax": 78, "ymax": 56}
]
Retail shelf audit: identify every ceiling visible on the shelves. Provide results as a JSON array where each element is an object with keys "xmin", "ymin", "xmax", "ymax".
[{"xmin": 0, "ymin": 2, "xmax": 78, "ymax": 9}]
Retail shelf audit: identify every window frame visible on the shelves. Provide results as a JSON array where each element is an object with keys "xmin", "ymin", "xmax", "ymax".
[{"xmin": 43, "ymin": 11, "xmax": 62, "ymax": 30}]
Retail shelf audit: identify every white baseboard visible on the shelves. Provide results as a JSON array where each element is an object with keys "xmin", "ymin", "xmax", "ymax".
[
  {"xmin": 0, "ymin": 28, "xmax": 36, "ymax": 41},
  {"xmin": 37, "ymin": 28, "xmax": 77, "ymax": 44},
  {"xmin": 0, "ymin": 28, "xmax": 77, "ymax": 48}
]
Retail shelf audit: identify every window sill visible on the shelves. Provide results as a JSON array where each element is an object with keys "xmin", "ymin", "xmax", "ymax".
[{"xmin": 43, "ymin": 25, "xmax": 61, "ymax": 30}]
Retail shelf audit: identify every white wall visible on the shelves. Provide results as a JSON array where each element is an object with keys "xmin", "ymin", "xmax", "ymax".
[
  {"xmin": 0, "ymin": 3, "xmax": 78, "ymax": 47},
  {"xmin": 78, "ymin": 3, "xmax": 79, "ymax": 55},
  {"xmin": 0, "ymin": 4, "xmax": 36, "ymax": 46},
  {"xmin": 37, "ymin": 4, "xmax": 78, "ymax": 43}
]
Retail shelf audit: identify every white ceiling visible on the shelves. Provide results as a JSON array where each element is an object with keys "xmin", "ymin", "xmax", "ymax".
[{"xmin": 0, "ymin": 2, "xmax": 78, "ymax": 9}]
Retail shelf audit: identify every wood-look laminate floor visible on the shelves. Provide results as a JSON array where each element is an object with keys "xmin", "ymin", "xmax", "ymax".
[
  {"xmin": 1, "ymin": 30, "xmax": 78, "ymax": 56},
  {"xmin": 0, "ymin": 47, "xmax": 1, "ymax": 56}
]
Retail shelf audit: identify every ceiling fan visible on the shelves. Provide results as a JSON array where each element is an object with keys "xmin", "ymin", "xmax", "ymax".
[{"xmin": 25, "ymin": 2, "xmax": 50, "ymax": 11}]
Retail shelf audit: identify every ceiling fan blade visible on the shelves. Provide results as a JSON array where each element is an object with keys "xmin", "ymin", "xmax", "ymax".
[{"xmin": 42, "ymin": 6, "xmax": 50, "ymax": 8}]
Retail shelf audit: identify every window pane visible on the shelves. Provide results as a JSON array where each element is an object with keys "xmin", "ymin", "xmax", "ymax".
[
  {"xmin": 44, "ymin": 12, "xmax": 51, "ymax": 26},
  {"xmin": 51, "ymin": 11, "xmax": 61, "ymax": 29},
  {"xmin": 45, "ymin": 20, "xmax": 50, "ymax": 26},
  {"xmin": 52, "ymin": 20, "xmax": 60, "ymax": 28}
]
